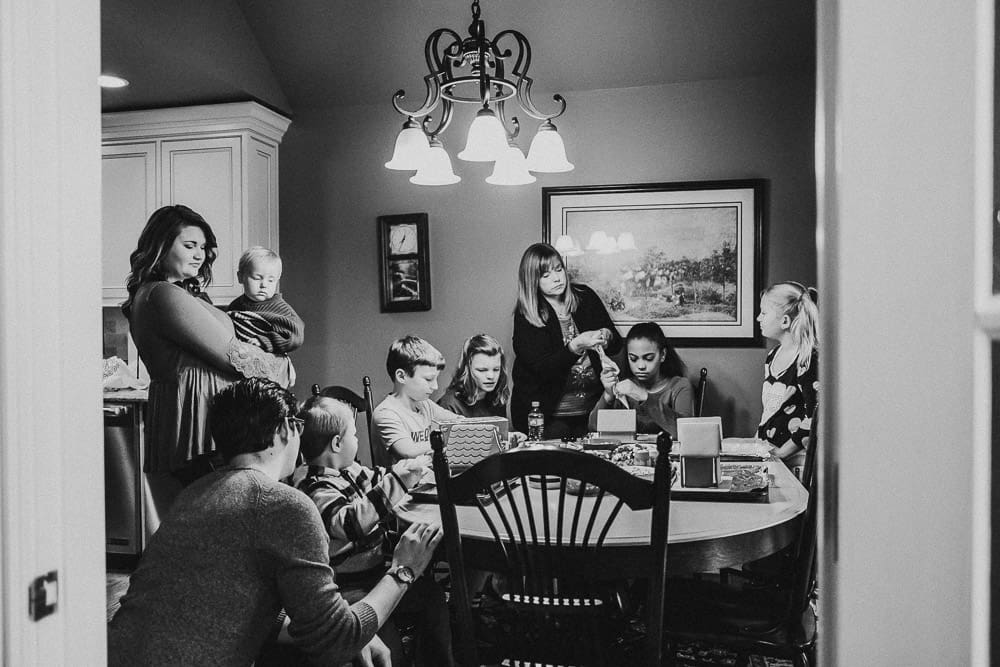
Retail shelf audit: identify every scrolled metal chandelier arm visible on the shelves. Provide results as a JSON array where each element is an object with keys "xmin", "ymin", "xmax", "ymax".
[
  {"xmin": 421, "ymin": 100, "xmax": 455, "ymax": 139},
  {"xmin": 494, "ymin": 29, "xmax": 566, "ymax": 122},
  {"xmin": 391, "ymin": 28, "xmax": 463, "ymax": 118},
  {"xmin": 496, "ymin": 99, "xmax": 520, "ymax": 140}
]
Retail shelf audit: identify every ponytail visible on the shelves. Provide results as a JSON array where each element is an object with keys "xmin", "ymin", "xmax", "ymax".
[{"xmin": 763, "ymin": 282, "xmax": 819, "ymax": 370}]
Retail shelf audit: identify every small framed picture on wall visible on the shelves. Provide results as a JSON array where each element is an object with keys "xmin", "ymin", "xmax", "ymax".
[{"xmin": 378, "ymin": 212, "xmax": 431, "ymax": 312}]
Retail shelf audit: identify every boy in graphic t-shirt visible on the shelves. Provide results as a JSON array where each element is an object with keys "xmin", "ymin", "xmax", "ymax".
[{"xmin": 371, "ymin": 336, "xmax": 463, "ymax": 463}]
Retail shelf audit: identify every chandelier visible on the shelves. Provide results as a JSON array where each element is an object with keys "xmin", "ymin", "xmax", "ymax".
[{"xmin": 385, "ymin": 0, "xmax": 574, "ymax": 186}]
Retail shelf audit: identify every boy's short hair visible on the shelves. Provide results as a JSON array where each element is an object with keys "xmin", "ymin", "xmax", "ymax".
[
  {"xmin": 385, "ymin": 335, "xmax": 445, "ymax": 379},
  {"xmin": 298, "ymin": 395, "xmax": 357, "ymax": 462},
  {"xmin": 237, "ymin": 246, "xmax": 282, "ymax": 279}
]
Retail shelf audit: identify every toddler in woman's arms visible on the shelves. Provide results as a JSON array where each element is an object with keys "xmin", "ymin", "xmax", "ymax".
[{"xmin": 227, "ymin": 246, "xmax": 304, "ymax": 354}]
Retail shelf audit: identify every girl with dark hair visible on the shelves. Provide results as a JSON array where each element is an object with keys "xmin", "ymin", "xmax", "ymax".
[
  {"xmin": 437, "ymin": 333, "xmax": 510, "ymax": 418},
  {"xmin": 588, "ymin": 321, "xmax": 694, "ymax": 438},
  {"xmin": 123, "ymin": 205, "xmax": 292, "ymax": 520},
  {"xmin": 511, "ymin": 243, "xmax": 623, "ymax": 437}
]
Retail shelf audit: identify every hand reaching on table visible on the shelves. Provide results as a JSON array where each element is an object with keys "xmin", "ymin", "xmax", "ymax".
[
  {"xmin": 392, "ymin": 453, "xmax": 431, "ymax": 489},
  {"xmin": 507, "ymin": 431, "xmax": 527, "ymax": 449},
  {"xmin": 391, "ymin": 521, "xmax": 443, "ymax": 577}
]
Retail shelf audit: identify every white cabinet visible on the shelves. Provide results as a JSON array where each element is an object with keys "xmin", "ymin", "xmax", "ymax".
[{"xmin": 102, "ymin": 102, "xmax": 290, "ymax": 305}]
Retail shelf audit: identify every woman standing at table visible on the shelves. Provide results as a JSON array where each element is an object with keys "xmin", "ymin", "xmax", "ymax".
[
  {"xmin": 122, "ymin": 205, "xmax": 291, "ymax": 518},
  {"xmin": 511, "ymin": 242, "xmax": 623, "ymax": 438}
]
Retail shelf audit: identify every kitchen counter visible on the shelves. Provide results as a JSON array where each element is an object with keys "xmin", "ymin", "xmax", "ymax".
[{"xmin": 104, "ymin": 388, "xmax": 148, "ymax": 402}]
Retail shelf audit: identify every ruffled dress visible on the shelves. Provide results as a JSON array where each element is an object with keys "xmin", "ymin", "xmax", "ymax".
[{"xmin": 129, "ymin": 281, "xmax": 292, "ymax": 473}]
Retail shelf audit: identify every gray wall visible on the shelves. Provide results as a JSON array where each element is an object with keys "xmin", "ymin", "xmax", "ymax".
[{"xmin": 279, "ymin": 73, "xmax": 815, "ymax": 461}]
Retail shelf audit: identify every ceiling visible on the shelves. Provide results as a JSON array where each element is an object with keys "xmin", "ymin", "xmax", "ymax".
[{"xmin": 101, "ymin": 0, "xmax": 815, "ymax": 117}]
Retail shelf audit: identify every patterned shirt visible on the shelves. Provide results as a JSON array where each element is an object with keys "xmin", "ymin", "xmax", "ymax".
[
  {"xmin": 226, "ymin": 293, "xmax": 305, "ymax": 354},
  {"xmin": 553, "ymin": 314, "xmax": 600, "ymax": 416},
  {"xmin": 296, "ymin": 462, "xmax": 409, "ymax": 575},
  {"xmin": 757, "ymin": 347, "xmax": 819, "ymax": 450}
]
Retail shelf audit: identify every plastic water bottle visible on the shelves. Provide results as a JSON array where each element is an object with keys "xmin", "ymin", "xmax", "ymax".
[{"xmin": 527, "ymin": 401, "xmax": 544, "ymax": 441}]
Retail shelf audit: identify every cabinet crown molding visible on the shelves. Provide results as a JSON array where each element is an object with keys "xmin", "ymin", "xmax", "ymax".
[{"xmin": 102, "ymin": 101, "xmax": 291, "ymax": 144}]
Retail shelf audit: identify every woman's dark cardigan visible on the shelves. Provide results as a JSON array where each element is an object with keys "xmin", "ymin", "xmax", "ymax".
[{"xmin": 510, "ymin": 284, "xmax": 623, "ymax": 433}]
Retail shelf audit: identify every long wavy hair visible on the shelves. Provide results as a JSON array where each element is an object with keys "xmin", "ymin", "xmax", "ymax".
[
  {"xmin": 446, "ymin": 334, "xmax": 511, "ymax": 408},
  {"xmin": 516, "ymin": 242, "xmax": 578, "ymax": 328},
  {"xmin": 121, "ymin": 205, "xmax": 218, "ymax": 317},
  {"xmin": 621, "ymin": 322, "xmax": 686, "ymax": 382},
  {"xmin": 761, "ymin": 281, "xmax": 819, "ymax": 371}
]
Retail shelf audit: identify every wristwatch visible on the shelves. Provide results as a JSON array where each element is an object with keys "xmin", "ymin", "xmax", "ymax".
[{"xmin": 387, "ymin": 565, "xmax": 416, "ymax": 585}]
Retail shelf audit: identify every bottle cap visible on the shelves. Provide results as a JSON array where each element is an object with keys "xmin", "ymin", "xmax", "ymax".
[{"xmin": 531, "ymin": 401, "xmax": 540, "ymax": 408}]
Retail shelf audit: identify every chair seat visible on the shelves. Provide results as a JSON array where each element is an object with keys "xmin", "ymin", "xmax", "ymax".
[
  {"xmin": 666, "ymin": 577, "xmax": 817, "ymax": 651},
  {"xmin": 501, "ymin": 592, "xmax": 606, "ymax": 611}
]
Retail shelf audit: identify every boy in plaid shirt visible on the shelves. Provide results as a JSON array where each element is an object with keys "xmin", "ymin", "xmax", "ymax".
[{"xmin": 297, "ymin": 395, "xmax": 454, "ymax": 666}]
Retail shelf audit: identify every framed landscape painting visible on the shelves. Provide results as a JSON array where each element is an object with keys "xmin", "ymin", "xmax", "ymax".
[{"xmin": 543, "ymin": 180, "xmax": 764, "ymax": 346}]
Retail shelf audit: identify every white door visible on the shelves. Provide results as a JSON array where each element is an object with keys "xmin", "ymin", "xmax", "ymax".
[
  {"xmin": 0, "ymin": 0, "xmax": 106, "ymax": 664},
  {"xmin": 818, "ymin": 0, "xmax": 988, "ymax": 664}
]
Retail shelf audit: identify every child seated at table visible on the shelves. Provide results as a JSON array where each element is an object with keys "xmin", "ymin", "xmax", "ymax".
[
  {"xmin": 297, "ymin": 394, "xmax": 454, "ymax": 666},
  {"xmin": 587, "ymin": 322, "xmax": 694, "ymax": 439},
  {"xmin": 372, "ymin": 335, "xmax": 464, "ymax": 462},
  {"xmin": 437, "ymin": 333, "xmax": 511, "ymax": 418}
]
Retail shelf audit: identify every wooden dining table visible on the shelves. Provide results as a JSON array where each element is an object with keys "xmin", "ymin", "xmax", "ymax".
[{"xmin": 393, "ymin": 458, "xmax": 808, "ymax": 576}]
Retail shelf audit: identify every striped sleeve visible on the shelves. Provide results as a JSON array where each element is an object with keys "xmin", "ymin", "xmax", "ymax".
[
  {"xmin": 300, "ymin": 473, "xmax": 386, "ymax": 561},
  {"xmin": 227, "ymin": 295, "xmax": 305, "ymax": 353}
]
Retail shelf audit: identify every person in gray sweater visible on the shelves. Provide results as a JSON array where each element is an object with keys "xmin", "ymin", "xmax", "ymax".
[{"xmin": 107, "ymin": 378, "xmax": 442, "ymax": 667}]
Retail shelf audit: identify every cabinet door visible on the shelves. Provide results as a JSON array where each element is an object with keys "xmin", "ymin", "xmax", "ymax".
[
  {"xmin": 102, "ymin": 143, "xmax": 156, "ymax": 304},
  {"xmin": 247, "ymin": 135, "xmax": 279, "ymax": 253},
  {"xmin": 161, "ymin": 136, "xmax": 243, "ymax": 301}
]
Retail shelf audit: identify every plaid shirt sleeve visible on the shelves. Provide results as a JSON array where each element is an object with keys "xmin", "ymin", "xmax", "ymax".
[{"xmin": 299, "ymin": 466, "xmax": 406, "ymax": 563}]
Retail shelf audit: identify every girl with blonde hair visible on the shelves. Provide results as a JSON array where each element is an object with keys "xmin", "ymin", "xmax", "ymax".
[{"xmin": 756, "ymin": 281, "xmax": 819, "ymax": 460}]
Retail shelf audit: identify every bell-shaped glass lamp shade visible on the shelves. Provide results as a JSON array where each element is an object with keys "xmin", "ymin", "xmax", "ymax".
[
  {"xmin": 458, "ymin": 108, "xmax": 509, "ymax": 162},
  {"xmin": 617, "ymin": 232, "xmax": 637, "ymax": 251},
  {"xmin": 385, "ymin": 118, "xmax": 430, "ymax": 170},
  {"xmin": 410, "ymin": 137, "xmax": 460, "ymax": 186},
  {"xmin": 554, "ymin": 234, "xmax": 582, "ymax": 257},
  {"xmin": 485, "ymin": 143, "xmax": 536, "ymax": 185},
  {"xmin": 597, "ymin": 236, "xmax": 619, "ymax": 254},
  {"xmin": 586, "ymin": 231, "xmax": 610, "ymax": 251},
  {"xmin": 554, "ymin": 234, "xmax": 575, "ymax": 254},
  {"xmin": 526, "ymin": 120, "xmax": 574, "ymax": 173}
]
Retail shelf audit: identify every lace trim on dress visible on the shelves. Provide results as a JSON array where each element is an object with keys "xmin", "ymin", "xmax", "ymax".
[{"xmin": 228, "ymin": 338, "xmax": 285, "ymax": 382}]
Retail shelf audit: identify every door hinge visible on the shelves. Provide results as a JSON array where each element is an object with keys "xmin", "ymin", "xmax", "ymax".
[{"xmin": 29, "ymin": 570, "xmax": 58, "ymax": 621}]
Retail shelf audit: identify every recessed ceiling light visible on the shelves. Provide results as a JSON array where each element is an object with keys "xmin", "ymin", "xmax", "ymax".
[{"xmin": 99, "ymin": 74, "xmax": 130, "ymax": 89}]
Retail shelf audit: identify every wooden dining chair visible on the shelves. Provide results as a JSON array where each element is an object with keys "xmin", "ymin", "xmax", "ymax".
[
  {"xmin": 431, "ymin": 431, "xmax": 672, "ymax": 667},
  {"xmin": 694, "ymin": 367, "xmax": 709, "ymax": 417},
  {"xmin": 669, "ymin": 413, "xmax": 819, "ymax": 666},
  {"xmin": 310, "ymin": 376, "xmax": 380, "ymax": 466},
  {"xmin": 719, "ymin": 406, "xmax": 819, "ymax": 588}
]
